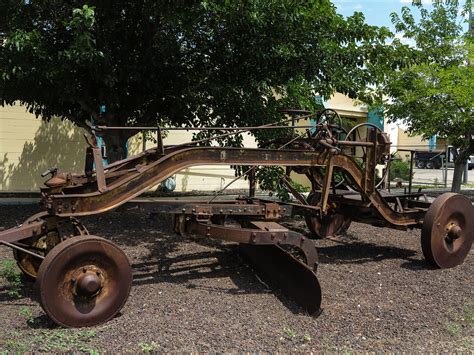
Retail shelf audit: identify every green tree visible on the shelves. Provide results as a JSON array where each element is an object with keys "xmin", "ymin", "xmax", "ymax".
[
  {"xmin": 0, "ymin": 1, "xmax": 393, "ymax": 162},
  {"xmin": 382, "ymin": 0, "xmax": 473, "ymax": 192}
]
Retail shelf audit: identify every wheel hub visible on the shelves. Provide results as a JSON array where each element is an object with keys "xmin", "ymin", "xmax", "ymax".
[
  {"xmin": 73, "ymin": 267, "xmax": 103, "ymax": 297},
  {"xmin": 446, "ymin": 224, "xmax": 462, "ymax": 243}
]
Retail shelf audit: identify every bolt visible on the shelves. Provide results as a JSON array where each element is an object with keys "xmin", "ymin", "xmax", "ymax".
[
  {"xmin": 192, "ymin": 208, "xmax": 196, "ymax": 212},
  {"xmin": 182, "ymin": 208, "xmax": 186, "ymax": 212},
  {"xmin": 57, "ymin": 208, "xmax": 62, "ymax": 213},
  {"xmin": 220, "ymin": 209, "xmax": 224, "ymax": 213},
  {"xmin": 71, "ymin": 206, "xmax": 76, "ymax": 212}
]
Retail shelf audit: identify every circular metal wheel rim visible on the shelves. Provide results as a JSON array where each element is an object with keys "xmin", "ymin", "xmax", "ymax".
[
  {"xmin": 13, "ymin": 215, "xmax": 89, "ymax": 279},
  {"xmin": 36, "ymin": 235, "xmax": 132, "ymax": 328},
  {"xmin": 304, "ymin": 192, "xmax": 351, "ymax": 239},
  {"xmin": 344, "ymin": 122, "xmax": 389, "ymax": 190},
  {"xmin": 421, "ymin": 193, "xmax": 473, "ymax": 268}
]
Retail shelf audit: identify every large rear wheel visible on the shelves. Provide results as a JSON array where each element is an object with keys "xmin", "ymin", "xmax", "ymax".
[
  {"xmin": 421, "ymin": 193, "xmax": 473, "ymax": 268},
  {"xmin": 304, "ymin": 192, "xmax": 351, "ymax": 239}
]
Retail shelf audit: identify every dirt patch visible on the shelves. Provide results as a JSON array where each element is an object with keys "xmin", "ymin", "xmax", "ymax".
[{"xmin": 0, "ymin": 205, "xmax": 472, "ymax": 352}]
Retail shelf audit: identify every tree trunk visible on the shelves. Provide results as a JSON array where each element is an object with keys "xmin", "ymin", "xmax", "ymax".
[
  {"xmin": 451, "ymin": 148, "xmax": 470, "ymax": 193},
  {"xmin": 102, "ymin": 131, "xmax": 130, "ymax": 163},
  {"xmin": 452, "ymin": 160, "xmax": 465, "ymax": 192}
]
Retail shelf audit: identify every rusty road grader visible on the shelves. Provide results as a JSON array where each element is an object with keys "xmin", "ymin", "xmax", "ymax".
[{"xmin": 0, "ymin": 110, "xmax": 472, "ymax": 328}]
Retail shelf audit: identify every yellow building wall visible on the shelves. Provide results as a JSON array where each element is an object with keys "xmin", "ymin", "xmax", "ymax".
[
  {"xmin": 0, "ymin": 104, "xmax": 88, "ymax": 192},
  {"xmin": 129, "ymin": 130, "xmax": 257, "ymax": 192},
  {"xmin": 0, "ymin": 103, "xmax": 257, "ymax": 193}
]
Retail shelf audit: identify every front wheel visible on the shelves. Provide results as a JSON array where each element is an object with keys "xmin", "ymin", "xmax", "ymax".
[
  {"xmin": 304, "ymin": 192, "xmax": 351, "ymax": 239},
  {"xmin": 36, "ymin": 236, "xmax": 132, "ymax": 327}
]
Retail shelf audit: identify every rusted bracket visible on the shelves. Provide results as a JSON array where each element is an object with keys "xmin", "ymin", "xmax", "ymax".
[
  {"xmin": 185, "ymin": 219, "xmax": 318, "ymax": 271},
  {"xmin": 320, "ymin": 155, "xmax": 334, "ymax": 215},
  {"xmin": 281, "ymin": 175, "xmax": 308, "ymax": 205},
  {"xmin": 84, "ymin": 133, "xmax": 107, "ymax": 192}
]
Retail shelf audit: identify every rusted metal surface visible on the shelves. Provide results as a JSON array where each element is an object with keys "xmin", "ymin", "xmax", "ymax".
[
  {"xmin": 185, "ymin": 219, "xmax": 318, "ymax": 271},
  {"xmin": 421, "ymin": 193, "xmax": 474, "ymax": 268},
  {"xmin": 36, "ymin": 236, "xmax": 132, "ymax": 328},
  {"xmin": 7, "ymin": 212, "xmax": 90, "ymax": 279}
]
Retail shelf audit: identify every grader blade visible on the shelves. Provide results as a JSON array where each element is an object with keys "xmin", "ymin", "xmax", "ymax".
[{"xmin": 239, "ymin": 244, "xmax": 322, "ymax": 316}]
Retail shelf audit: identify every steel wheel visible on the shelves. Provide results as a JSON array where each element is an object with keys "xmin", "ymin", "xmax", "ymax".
[
  {"xmin": 421, "ymin": 193, "xmax": 473, "ymax": 268},
  {"xmin": 13, "ymin": 213, "xmax": 88, "ymax": 279},
  {"xmin": 36, "ymin": 235, "xmax": 132, "ymax": 327},
  {"xmin": 305, "ymin": 192, "xmax": 351, "ymax": 239}
]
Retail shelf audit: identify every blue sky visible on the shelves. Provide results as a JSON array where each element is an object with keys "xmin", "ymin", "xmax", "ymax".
[{"xmin": 332, "ymin": 0, "xmax": 433, "ymax": 30}]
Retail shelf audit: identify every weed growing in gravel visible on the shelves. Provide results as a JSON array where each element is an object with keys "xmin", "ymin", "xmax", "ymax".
[
  {"xmin": 2, "ymin": 329, "xmax": 97, "ymax": 354},
  {"xmin": 463, "ymin": 302, "xmax": 474, "ymax": 328},
  {"xmin": 303, "ymin": 334, "xmax": 312, "ymax": 343},
  {"xmin": 139, "ymin": 341, "xmax": 160, "ymax": 353},
  {"xmin": 18, "ymin": 306, "xmax": 36, "ymax": 324},
  {"xmin": 0, "ymin": 259, "xmax": 22, "ymax": 297},
  {"xmin": 444, "ymin": 300, "xmax": 474, "ymax": 338},
  {"xmin": 33, "ymin": 330, "xmax": 97, "ymax": 352},
  {"xmin": 445, "ymin": 321, "xmax": 462, "ymax": 336},
  {"xmin": 282, "ymin": 327, "xmax": 296, "ymax": 340}
]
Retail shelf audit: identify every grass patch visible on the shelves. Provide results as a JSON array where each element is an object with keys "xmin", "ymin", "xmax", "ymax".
[
  {"xmin": 444, "ymin": 300, "xmax": 474, "ymax": 338},
  {"xmin": 0, "ymin": 259, "xmax": 23, "ymax": 298},
  {"xmin": 445, "ymin": 322, "xmax": 462, "ymax": 336},
  {"xmin": 18, "ymin": 306, "xmax": 36, "ymax": 325},
  {"xmin": 463, "ymin": 302, "xmax": 474, "ymax": 328},
  {"xmin": 3, "ymin": 329, "xmax": 99, "ymax": 353},
  {"xmin": 139, "ymin": 341, "xmax": 160, "ymax": 354},
  {"xmin": 282, "ymin": 327, "xmax": 296, "ymax": 340}
]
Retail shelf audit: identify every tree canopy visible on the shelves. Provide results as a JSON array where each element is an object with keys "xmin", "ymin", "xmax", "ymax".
[
  {"xmin": 0, "ymin": 0, "xmax": 394, "ymax": 161},
  {"xmin": 379, "ymin": 0, "xmax": 473, "ymax": 191}
]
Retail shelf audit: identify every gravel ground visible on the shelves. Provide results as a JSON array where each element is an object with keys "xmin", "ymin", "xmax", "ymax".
[{"xmin": 0, "ymin": 204, "xmax": 472, "ymax": 352}]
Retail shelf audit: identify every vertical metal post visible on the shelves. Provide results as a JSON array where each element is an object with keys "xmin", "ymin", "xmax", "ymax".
[
  {"xmin": 157, "ymin": 127, "xmax": 164, "ymax": 156},
  {"xmin": 444, "ymin": 146, "xmax": 448, "ymax": 188},
  {"xmin": 249, "ymin": 167, "xmax": 256, "ymax": 198},
  {"xmin": 408, "ymin": 150, "xmax": 414, "ymax": 194},
  {"xmin": 386, "ymin": 156, "xmax": 392, "ymax": 192}
]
